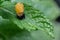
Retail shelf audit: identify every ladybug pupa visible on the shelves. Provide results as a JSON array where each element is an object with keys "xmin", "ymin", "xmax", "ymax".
[{"xmin": 15, "ymin": 2, "xmax": 25, "ymax": 20}]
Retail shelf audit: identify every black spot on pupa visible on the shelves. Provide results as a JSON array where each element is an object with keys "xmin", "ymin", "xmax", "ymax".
[{"xmin": 17, "ymin": 14, "xmax": 25, "ymax": 20}]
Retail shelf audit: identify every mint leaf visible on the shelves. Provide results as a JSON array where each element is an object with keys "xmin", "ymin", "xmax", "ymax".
[
  {"xmin": 0, "ymin": 17, "xmax": 52, "ymax": 40},
  {"xmin": 12, "ymin": 0, "xmax": 59, "ymax": 20},
  {"xmin": 0, "ymin": 1, "xmax": 54, "ymax": 38}
]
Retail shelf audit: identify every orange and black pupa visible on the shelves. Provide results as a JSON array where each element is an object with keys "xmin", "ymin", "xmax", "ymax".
[{"xmin": 15, "ymin": 2, "xmax": 25, "ymax": 20}]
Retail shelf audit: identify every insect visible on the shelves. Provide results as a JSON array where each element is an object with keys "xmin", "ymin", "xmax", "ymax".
[{"xmin": 15, "ymin": 2, "xmax": 25, "ymax": 20}]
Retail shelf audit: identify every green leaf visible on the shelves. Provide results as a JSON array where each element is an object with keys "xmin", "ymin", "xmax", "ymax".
[
  {"xmin": 0, "ymin": 1, "xmax": 54, "ymax": 38},
  {"xmin": 0, "ymin": 16, "xmax": 26, "ymax": 40},
  {"xmin": 0, "ymin": 0, "xmax": 10, "ymax": 5},
  {"xmin": 0, "ymin": 0, "xmax": 4, "ymax": 5},
  {"xmin": 11, "ymin": 0, "xmax": 59, "ymax": 20},
  {"xmin": 8, "ymin": 30, "xmax": 53, "ymax": 40},
  {"xmin": 0, "ymin": 16, "xmax": 52, "ymax": 40}
]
